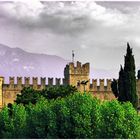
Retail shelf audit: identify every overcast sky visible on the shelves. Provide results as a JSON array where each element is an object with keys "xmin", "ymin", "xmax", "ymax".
[{"xmin": 0, "ymin": 0, "xmax": 140, "ymax": 73}]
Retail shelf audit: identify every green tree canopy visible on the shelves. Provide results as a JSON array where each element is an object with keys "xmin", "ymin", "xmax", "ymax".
[
  {"xmin": 1, "ymin": 93, "xmax": 140, "ymax": 139},
  {"xmin": 15, "ymin": 87, "xmax": 42, "ymax": 105},
  {"xmin": 15, "ymin": 85, "xmax": 77, "ymax": 106}
]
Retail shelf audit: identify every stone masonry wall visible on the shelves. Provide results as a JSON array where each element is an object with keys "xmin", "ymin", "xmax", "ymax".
[
  {"xmin": 64, "ymin": 61, "xmax": 90, "ymax": 91},
  {"xmin": 0, "ymin": 61, "xmax": 140, "ymax": 108},
  {"xmin": 1, "ymin": 77, "xmax": 65, "ymax": 107}
]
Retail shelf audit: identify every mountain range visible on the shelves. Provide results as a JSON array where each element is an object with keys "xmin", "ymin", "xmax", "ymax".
[{"xmin": 0, "ymin": 43, "xmax": 118, "ymax": 83}]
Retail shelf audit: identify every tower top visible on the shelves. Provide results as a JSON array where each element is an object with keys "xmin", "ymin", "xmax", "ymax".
[{"xmin": 64, "ymin": 61, "xmax": 90, "ymax": 91}]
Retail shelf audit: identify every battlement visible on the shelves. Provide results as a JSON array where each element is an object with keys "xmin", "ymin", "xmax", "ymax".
[
  {"xmin": 65, "ymin": 61, "xmax": 90, "ymax": 75},
  {"xmin": 0, "ymin": 76, "xmax": 68, "ymax": 106},
  {"xmin": 89, "ymin": 78, "xmax": 140, "ymax": 93},
  {"xmin": 90, "ymin": 79, "xmax": 112, "ymax": 92},
  {"xmin": 2, "ymin": 77, "xmax": 65, "ymax": 91},
  {"xmin": 1, "ymin": 61, "xmax": 140, "ymax": 108}
]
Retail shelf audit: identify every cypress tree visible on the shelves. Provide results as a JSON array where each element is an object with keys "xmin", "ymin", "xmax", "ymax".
[
  {"xmin": 111, "ymin": 43, "xmax": 138, "ymax": 108},
  {"xmin": 118, "ymin": 65, "xmax": 126, "ymax": 102},
  {"xmin": 123, "ymin": 43, "xmax": 137, "ymax": 108}
]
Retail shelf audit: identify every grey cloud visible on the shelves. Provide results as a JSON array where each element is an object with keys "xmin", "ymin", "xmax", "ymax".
[
  {"xmin": 97, "ymin": 1, "xmax": 140, "ymax": 13},
  {"xmin": 0, "ymin": 1, "xmax": 93, "ymax": 35},
  {"xmin": 0, "ymin": 1, "xmax": 140, "ymax": 77},
  {"xmin": 0, "ymin": 1, "xmax": 128, "ymax": 35}
]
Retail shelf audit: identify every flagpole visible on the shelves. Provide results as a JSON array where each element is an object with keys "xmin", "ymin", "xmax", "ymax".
[{"xmin": 72, "ymin": 50, "xmax": 74, "ymax": 63}]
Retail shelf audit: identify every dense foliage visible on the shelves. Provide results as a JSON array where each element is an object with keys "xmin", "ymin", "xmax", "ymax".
[
  {"xmin": 15, "ymin": 87, "xmax": 42, "ymax": 105},
  {"xmin": 15, "ymin": 85, "xmax": 77, "ymax": 105},
  {"xmin": 1, "ymin": 93, "xmax": 140, "ymax": 139},
  {"xmin": 111, "ymin": 43, "xmax": 138, "ymax": 108}
]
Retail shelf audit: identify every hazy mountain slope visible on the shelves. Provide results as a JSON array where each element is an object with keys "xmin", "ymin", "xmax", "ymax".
[
  {"xmin": 0, "ymin": 44, "xmax": 68, "ymax": 82},
  {"xmin": 0, "ymin": 43, "xmax": 119, "ymax": 83}
]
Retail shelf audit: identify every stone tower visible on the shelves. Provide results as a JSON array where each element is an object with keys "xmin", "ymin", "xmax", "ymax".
[{"xmin": 64, "ymin": 61, "xmax": 90, "ymax": 92}]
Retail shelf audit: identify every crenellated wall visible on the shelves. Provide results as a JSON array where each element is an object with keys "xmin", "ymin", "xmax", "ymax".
[
  {"xmin": 0, "ymin": 61, "xmax": 140, "ymax": 108},
  {"xmin": 90, "ymin": 79, "xmax": 112, "ymax": 92},
  {"xmin": 2, "ymin": 77, "xmax": 65, "ymax": 106},
  {"xmin": 89, "ymin": 78, "xmax": 115, "ymax": 101}
]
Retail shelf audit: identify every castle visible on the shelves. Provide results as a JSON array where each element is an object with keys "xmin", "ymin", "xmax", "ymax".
[{"xmin": 0, "ymin": 61, "xmax": 140, "ymax": 108}]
